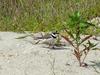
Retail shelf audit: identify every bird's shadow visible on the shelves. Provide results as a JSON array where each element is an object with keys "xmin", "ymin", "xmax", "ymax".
[{"xmin": 42, "ymin": 46, "xmax": 71, "ymax": 50}]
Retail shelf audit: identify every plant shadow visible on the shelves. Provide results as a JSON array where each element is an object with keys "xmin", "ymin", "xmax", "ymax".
[{"xmin": 90, "ymin": 61, "xmax": 100, "ymax": 73}]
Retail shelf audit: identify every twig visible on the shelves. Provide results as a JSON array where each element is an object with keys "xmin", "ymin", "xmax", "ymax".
[{"xmin": 48, "ymin": 54, "xmax": 56, "ymax": 75}]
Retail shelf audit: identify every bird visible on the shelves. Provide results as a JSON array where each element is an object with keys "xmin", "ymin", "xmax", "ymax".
[
  {"xmin": 42, "ymin": 31, "xmax": 59, "ymax": 49},
  {"xmin": 34, "ymin": 31, "xmax": 66, "ymax": 49}
]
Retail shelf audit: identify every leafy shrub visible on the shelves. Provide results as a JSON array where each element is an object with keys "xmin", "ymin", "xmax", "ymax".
[{"xmin": 62, "ymin": 11, "xmax": 98, "ymax": 67}]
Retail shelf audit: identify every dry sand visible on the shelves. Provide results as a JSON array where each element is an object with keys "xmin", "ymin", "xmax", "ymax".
[{"xmin": 0, "ymin": 32, "xmax": 100, "ymax": 75}]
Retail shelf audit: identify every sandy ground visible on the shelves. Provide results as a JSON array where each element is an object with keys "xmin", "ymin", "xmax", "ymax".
[{"xmin": 0, "ymin": 32, "xmax": 100, "ymax": 75}]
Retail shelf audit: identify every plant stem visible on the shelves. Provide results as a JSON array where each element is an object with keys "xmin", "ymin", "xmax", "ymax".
[
  {"xmin": 82, "ymin": 49, "xmax": 89, "ymax": 64},
  {"xmin": 77, "ymin": 47, "xmax": 82, "ymax": 66}
]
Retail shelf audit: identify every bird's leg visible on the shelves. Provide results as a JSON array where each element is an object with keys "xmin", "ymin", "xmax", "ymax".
[
  {"xmin": 51, "ymin": 46, "xmax": 55, "ymax": 49},
  {"xmin": 49, "ymin": 44, "xmax": 55, "ymax": 49}
]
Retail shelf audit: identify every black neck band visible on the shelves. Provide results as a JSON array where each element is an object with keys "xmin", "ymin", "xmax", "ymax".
[{"xmin": 51, "ymin": 34, "xmax": 56, "ymax": 38}]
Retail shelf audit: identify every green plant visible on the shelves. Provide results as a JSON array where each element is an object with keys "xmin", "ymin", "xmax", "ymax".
[{"xmin": 62, "ymin": 11, "xmax": 98, "ymax": 67}]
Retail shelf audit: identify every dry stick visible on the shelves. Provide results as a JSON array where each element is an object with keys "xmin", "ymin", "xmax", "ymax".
[
  {"xmin": 52, "ymin": 58, "xmax": 56, "ymax": 75},
  {"xmin": 49, "ymin": 58, "xmax": 56, "ymax": 75},
  {"xmin": 48, "ymin": 53, "xmax": 56, "ymax": 75}
]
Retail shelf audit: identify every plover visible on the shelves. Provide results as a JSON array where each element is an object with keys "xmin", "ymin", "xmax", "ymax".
[{"xmin": 42, "ymin": 31, "xmax": 59, "ymax": 48}]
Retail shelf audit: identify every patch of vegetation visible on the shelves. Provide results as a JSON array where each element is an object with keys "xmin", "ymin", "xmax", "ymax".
[{"xmin": 0, "ymin": 0, "xmax": 100, "ymax": 34}]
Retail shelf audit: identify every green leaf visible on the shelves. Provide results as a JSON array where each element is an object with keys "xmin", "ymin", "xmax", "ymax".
[{"xmin": 87, "ymin": 40, "xmax": 98, "ymax": 48}]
